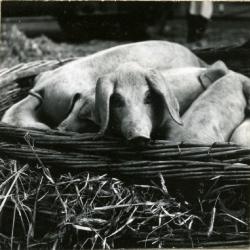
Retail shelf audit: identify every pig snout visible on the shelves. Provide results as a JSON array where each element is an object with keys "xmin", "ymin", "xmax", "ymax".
[{"xmin": 122, "ymin": 120, "xmax": 152, "ymax": 142}]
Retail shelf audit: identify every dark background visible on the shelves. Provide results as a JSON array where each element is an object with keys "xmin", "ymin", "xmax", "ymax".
[
  {"xmin": 2, "ymin": 1, "xmax": 250, "ymax": 42},
  {"xmin": 1, "ymin": 1, "xmax": 250, "ymax": 69}
]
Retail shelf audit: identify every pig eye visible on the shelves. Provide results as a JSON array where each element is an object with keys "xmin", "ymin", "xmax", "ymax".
[
  {"xmin": 144, "ymin": 91, "xmax": 153, "ymax": 104},
  {"xmin": 111, "ymin": 93, "xmax": 125, "ymax": 108}
]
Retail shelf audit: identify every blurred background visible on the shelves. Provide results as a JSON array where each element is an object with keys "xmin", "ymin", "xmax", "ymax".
[{"xmin": 1, "ymin": 1, "xmax": 250, "ymax": 69}]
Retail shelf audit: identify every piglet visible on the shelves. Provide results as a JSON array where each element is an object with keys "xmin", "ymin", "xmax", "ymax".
[{"xmin": 166, "ymin": 69, "xmax": 250, "ymax": 144}]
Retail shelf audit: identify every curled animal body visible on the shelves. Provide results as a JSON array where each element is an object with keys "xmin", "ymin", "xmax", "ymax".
[
  {"xmin": 1, "ymin": 40, "xmax": 205, "ymax": 132},
  {"xmin": 166, "ymin": 68, "xmax": 250, "ymax": 144}
]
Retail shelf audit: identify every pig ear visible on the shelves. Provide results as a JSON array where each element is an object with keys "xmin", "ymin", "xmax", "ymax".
[
  {"xmin": 95, "ymin": 75, "xmax": 115, "ymax": 135},
  {"xmin": 78, "ymin": 98, "xmax": 96, "ymax": 122},
  {"xmin": 146, "ymin": 69, "xmax": 182, "ymax": 126},
  {"xmin": 199, "ymin": 60, "xmax": 229, "ymax": 88}
]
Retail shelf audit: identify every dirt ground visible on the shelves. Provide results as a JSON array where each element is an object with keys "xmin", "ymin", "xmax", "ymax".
[{"xmin": 1, "ymin": 18, "xmax": 250, "ymax": 69}]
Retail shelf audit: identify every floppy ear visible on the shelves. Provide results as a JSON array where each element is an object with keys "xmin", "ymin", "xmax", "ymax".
[
  {"xmin": 146, "ymin": 69, "xmax": 182, "ymax": 126},
  {"xmin": 58, "ymin": 95, "xmax": 98, "ymax": 132},
  {"xmin": 64, "ymin": 94, "xmax": 95, "ymax": 123},
  {"xmin": 95, "ymin": 75, "xmax": 115, "ymax": 135},
  {"xmin": 67, "ymin": 93, "xmax": 82, "ymax": 116},
  {"xmin": 78, "ymin": 98, "xmax": 96, "ymax": 122},
  {"xmin": 199, "ymin": 60, "xmax": 229, "ymax": 88}
]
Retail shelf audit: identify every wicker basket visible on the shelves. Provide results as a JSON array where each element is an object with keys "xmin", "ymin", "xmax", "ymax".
[
  {"xmin": 0, "ymin": 55, "xmax": 250, "ymax": 181},
  {"xmin": 0, "ymin": 46, "xmax": 249, "ymax": 248}
]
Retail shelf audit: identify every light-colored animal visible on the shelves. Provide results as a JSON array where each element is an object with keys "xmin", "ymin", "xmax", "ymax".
[
  {"xmin": 166, "ymin": 65, "xmax": 250, "ymax": 144},
  {"xmin": 1, "ymin": 41, "xmax": 205, "ymax": 131},
  {"xmin": 92, "ymin": 61, "xmax": 228, "ymax": 141},
  {"xmin": 230, "ymin": 119, "xmax": 250, "ymax": 146}
]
